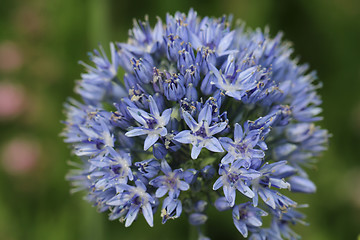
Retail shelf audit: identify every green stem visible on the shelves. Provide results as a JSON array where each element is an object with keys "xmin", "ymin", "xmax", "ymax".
[{"xmin": 188, "ymin": 225, "xmax": 198, "ymax": 240}]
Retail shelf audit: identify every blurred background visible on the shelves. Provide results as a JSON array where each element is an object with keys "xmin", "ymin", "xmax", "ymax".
[{"xmin": 0, "ymin": 0, "xmax": 359, "ymax": 239}]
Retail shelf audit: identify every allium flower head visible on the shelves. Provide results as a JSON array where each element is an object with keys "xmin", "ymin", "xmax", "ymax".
[{"xmin": 62, "ymin": 9, "xmax": 329, "ymax": 239}]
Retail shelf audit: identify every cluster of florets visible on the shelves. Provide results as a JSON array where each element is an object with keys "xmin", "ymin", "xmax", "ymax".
[{"xmin": 62, "ymin": 9, "xmax": 328, "ymax": 239}]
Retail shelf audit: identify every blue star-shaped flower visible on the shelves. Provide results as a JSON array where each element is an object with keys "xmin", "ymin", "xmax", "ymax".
[
  {"xmin": 213, "ymin": 160, "xmax": 261, "ymax": 207},
  {"xmin": 232, "ymin": 202, "xmax": 268, "ymax": 238},
  {"xmin": 174, "ymin": 104, "xmax": 227, "ymax": 159},
  {"xmin": 220, "ymin": 123, "xmax": 265, "ymax": 166},
  {"xmin": 149, "ymin": 160, "xmax": 189, "ymax": 199},
  {"xmin": 107, "ymin": 180, "xmax": 155, "ymax": 227},
  {"xmin": 209, "ymin": 55, "xmax": 259, "ymax": 101},
  {"xmin": 125, "ymin": 95, "xmax": 172, "ymax": 150}
]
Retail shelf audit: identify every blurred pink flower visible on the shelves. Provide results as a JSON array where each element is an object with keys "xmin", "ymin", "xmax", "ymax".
[
  {"xmin": 0, "ymin": 41, "xmax": 23, "ymax": 72},
  {"xmin": 0, "ymin": 83, "xmax": 26, "ymax": 119},
  {"xmin": 14, "ymin": 6, "xmax": 45, "ymax": 39},
  {"xmin": 1, "ymin": 138, "xmax": 40, "ymax": 175}
]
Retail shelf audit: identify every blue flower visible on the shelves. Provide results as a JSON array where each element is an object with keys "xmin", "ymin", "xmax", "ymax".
[
  {"xmin": 232, "ymin": 202, "xmax": 268, "ymax": 238},
  {"xmin": 209, "ymin": 56, "xmax": 261, "ymax": 101},
  {"xmin": 174, "ymin": 104, "xmax": 227, "ymax": 159},
  {"xmin": 163, "ymin": 73, "xmax": 186, "ymax": 101},
  {"xmin": 134, "ymin": 158, "xmax": 160, "ymax": 179},
  {"xmin": 161, "ymin": 196, "xmax": 183, "ymax": 223},
  {"xmin": 125, "ymin": 95, "xmax": 172, "ymax": 150},
  {"xmin": 63, "ymin": 9, "xmax": 329, "ymax": 239},
  {"xmin": 107, "ymin": 180, "xmax": 155, "ymax": 227},
  {"xmin": 149, "ymin": 160, "xmax": 189, "ymax": 199},
  {"xmin": 250, "ymin": 161, "xmax": 295, "ymax": 210},
  {"xmin": 213, "ymin": 160, "xmax": 261, "ymax": 207},
  {"xmin": 220, "ymin": 123, "xmax": 264, "ymax": 166}
]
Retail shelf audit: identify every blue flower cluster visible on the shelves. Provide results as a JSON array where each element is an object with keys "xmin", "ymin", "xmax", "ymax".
[{"xmin": 62, "ymin": 9, "xmax": 329, "ymax": 239}]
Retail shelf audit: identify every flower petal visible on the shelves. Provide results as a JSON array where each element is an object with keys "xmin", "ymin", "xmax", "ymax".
[
  {"xmin": 213, "ymin": 177, "xmax": 223, "ymax": 190},
  {"xmin": 142, "ymin": 202, "xmax": 154, "ymax": 227},
  {"xmin": 205, "ymin": 137, "xmax": 224, "ymax": 153},
  {"xmin": 234, "ymin": 123, "xmax": 243, "ymax": 142},
  {"xmin": 148, "ymin": 95, "xmax": 159, "ymax": 116},
  {"xmin": 209, "ymin": 122, "xmax": 227, "ymax": 136},
  {"xmin": 127, "ymin": 107, "xmax": 150, "ymax": 125},
  {"xmin": 173, "ymin": 130, "xmax": 192, "ymax": 144},
  {"xmin": 191, "ymin": 144, "xmax": 203, "ymax": 159},
  {"xmin": 125, "ymin": 128, "xmax": 146, "ymax": 137},
  {"xmin": 198, "ymin": 104, "xmax": 212, "ymax": 124},
  {"xmin": 182, "ymin": 111, "xmax": 198, "ymax": 130},
  {"xmin": 161, "ymin": 108, "xmax": 172, "ymax": 125},
  {"xmin": 144, "ymin": 134, "xmax": 159, "ymax": 150}
]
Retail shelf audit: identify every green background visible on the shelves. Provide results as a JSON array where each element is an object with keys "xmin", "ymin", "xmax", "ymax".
[{"xmin": 0, "ymin": 0, "xmax": 359, "ymax": 239}]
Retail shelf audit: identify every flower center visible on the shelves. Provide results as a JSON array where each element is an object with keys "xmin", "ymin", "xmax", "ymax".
[
  {"xmin": 146, "ymin": 118, "xmax": 158, "ymax": 129},
  {"xmin": 166, "ymin": 177, "xmax": 176, "ymax": 188},
  {"xmin": 235, "ymin": 143, "xmax": 248, "ymax": 155},
  {"xmin": 194, "ymin": 125, "xmax": 207, "ymax": 138},
  {"xmin": 228, "ymin": 173, "xmax": 240, "ymax": 184}
]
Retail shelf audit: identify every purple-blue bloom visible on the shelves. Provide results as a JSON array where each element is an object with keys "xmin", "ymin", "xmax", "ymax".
[
  {"xmin": 62, "ymin": 9, "xmax": 329, "ymax": 239},
  {"xmin": 125, "ymin": 95, "xmax": 172, "ymax": 150},
  {"xmin": 149, "ymin": 160, "xmax": 189, "ymax": 199},
  {"xmin": 220, "ymin": 122, "xmax": 264, "ymax": 166},
  {"xmin": 213, "ymin": 160, "xmax": 261, "ymax": 206},
  {"xmin": 174, "ymin": 104, "xmax": 227, "ymax": 159},
  {"xmin": 160, "ymin": 196, "xmax": 183, "ymax": 223},
  {"xmin": 232, "ymin": 202, "xmax": 268, "ymax": 238},
  {"xmin": 107, "ymin": 180, "xmax": 155, "ymax": 227}
]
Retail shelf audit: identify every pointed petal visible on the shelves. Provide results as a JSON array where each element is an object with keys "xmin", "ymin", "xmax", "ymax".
[
  {"xmin": 209, "ymin": 64, "xmax": 224, "ymax": 84},
  {"xmin": 125, "ymin": 128, "xmax": 146, "ymax": 137},
  {"xmin": 148, "ymin": 95, "xmax": 159, "ymax": 116},
  {"xmin": 175, "ymin": 201, "xmax": 182, "ymax": 217},
  {"xmin": 209, "ymin": 122, "xmax": 227, "ymax": 135},
  {"xmin": 213, "ymin": 177, "xmax": 223, "ymax": 190},
  {"xmin": 161, "ymin": 160, "xmax": 172, "ymax": 175},
  {"xmin": 191, "ymin": 144, "xmax": 203, "ymax": 159},
  {"xmin": 144, "ymin": 134, "xmax": 159, "ymax": 150},
  {"xmin": 269, "ymin": 178, "xmax": 290, "ymax": 189},
  {"xmin": 161, "ymin": 108, "xmax": 172, "ymax": 125},
  {"xmin": 205, "ymin": 138, "xmax": 224, "ymax": 153},
  {"xmin": 259, "ymin": 189, "xmax": 276, "ymax": 209},
  {"xmin": 237, "ymin": 181, "xmax": 255, "ymax": 198},
  {"xmin": 234, "ymin": 220, "xmax": 248, "ymax": 237},
  {"xmin": 155, "ymin": 186, "xmax": 168, "ymax": 198},
  {"xmin": 182, "ymin": 111, "xmax": 198, "ymax": 130},
  {"xmin": 142, "ymin": 202, "xmax": 154, "ymax": 227},
  {"xmin": 198, "ymin": 104, "xmax": 212, "ymax": 124},
  {"xmin": 221, "ymin": 153, "xmax": 235, "ymax": 164},
  {"xmin": 127, "ymin": 107, "xmax": 149, "ymax": 125},
  {"xmin": 173, "ymin": 130, "xmax": 192, "ymax": 144},
  {"xmin": 244, "ymin": 130, "xmax": 260, "ymax": 147},
  {"xmin": 189, "ymin": 31, "xmax": 203, "ymax": 49},
  {"xmin": 135, "ymin": 180, "xmax": 146, "ymax": 190},
  {"xmin": 219, "ymin": 137, "xmax": 233, "ymax": 151},
  {"xmin": 79, "ymin": 126, "xmax": 99, "ymax": 139},
  {"xmin": 234, "ymin": 123, "xmax": 243, "ymax": 142},
  {"xmin": 224, "ymin": 186, "xmax": 236, "ymax": 207},
  {"xmin": 225, "ymin": 90, "xmax": 243, "ymax": 100},
  {"xmin": 217, "ymin": 31, "xmax": 235, "ymax": 53},
  {"xmin": 247, "ymin": 216, "xmax": 262, "ymax": 227},
  {"xmin": 125, "ymin": 205, "xmax": 140, "ymax": 227},
  {"xmin": 252, "ymin": 186, "xmax": 259, "ymax": 207},
  {"xmin": 251, "ymin": 149, "xmax": 265, "ymax": 159}
]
